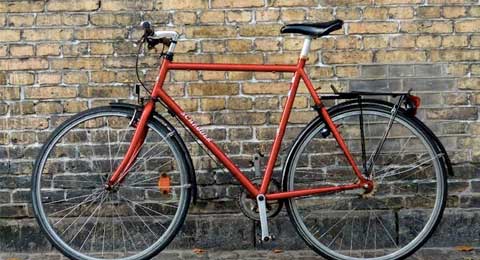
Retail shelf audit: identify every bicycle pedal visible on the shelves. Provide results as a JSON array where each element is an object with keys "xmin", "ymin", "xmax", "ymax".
[{"xmin": 258, "ymin": 235, "xmax": 275, "ymax": 243}]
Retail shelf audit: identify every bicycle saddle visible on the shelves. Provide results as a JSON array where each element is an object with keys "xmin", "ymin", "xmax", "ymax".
[{"xmin": 280, "ymin": 19, "xmax": 344, "ymax": 38}]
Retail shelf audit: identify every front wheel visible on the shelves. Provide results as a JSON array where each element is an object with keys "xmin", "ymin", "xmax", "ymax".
[
  {"xmin": 283, "ymin": 103, "xmax": 447, "ymax": 260},
  {"xmin": 32, "ymin": 106, "xmax": 191, "ymax": 260}
]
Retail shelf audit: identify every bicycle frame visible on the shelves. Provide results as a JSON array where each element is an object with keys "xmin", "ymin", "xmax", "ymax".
[{"xmin": 107, "ymin": 57, "xmax": 372, "ymax": 200}]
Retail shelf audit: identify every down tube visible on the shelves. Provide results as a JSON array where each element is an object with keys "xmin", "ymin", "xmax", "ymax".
[{"xmin": 155, "ymin": 88, "xmax": 259, "ymax": 196}]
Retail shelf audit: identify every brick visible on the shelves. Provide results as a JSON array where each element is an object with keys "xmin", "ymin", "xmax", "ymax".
[
  {"xmin": 336, "ymin": 66, "xmax": 360, "ymax": 78},
  {"xmin": 0, "ymin": 1, "xmax": 44, "ymax": 12},
  {"xmin": 442, "ymin": 35, "xmax": 468, "ymax": 48},
  {"xmin": 323, "ymin": 51, "xmax": 373, "ymax": 64},
  {"xmin": 9, "ymin": 45, "xmax": 34, "ymax": 57},
  {"xmin": 458, "ymin": 78, "xmax": 480, "ymax": 90},
  {"xmin": 255, "ymin": 38, "xmax": 280, "ymax": 51},
  {"xmin": 185, "ymin": 26, "xmax": 236, "ymax": 38},
  {"xmin": 202, "ymin": 71, "xmax": 225, "ymax": 81},
  {"xmin": 188, "ymin": 83, "xmax": 238, "ymax": 96},
  {"xmin": 64, "ymin": 101, "xmax": 88, "ymax": 113},
  {"xmin": 6, "ymin": 117, "xmax": 48, "ymax": 130},
  {"xmin": 201, "ymin": 98, "xmax": 226, "ymax": 111},
  {"xmin": 214, "ymin": 112, "xmax": 266, "ymax": 125},
  {"xmin": 427, "ymin": 107, "xmax": 478, "ymax": 120},
  {"xmin": 281, "ymin": 9, "xmax": 306, "ymax": 22},
  {"xmin": 240, "ymin": 24, "xmax": 283, "ymax": 37},
  {"xmin": 37, "ymin": 73, "xmax": 62, "ymax": 85},
  {"xmin": 376, "ymin": 50, "xmax": 427, "ymax": 63},
  {"xmin": 35, "ymin": 14, "xmax": 62, "ymax": 26},
  {"xmin": 226, "ymin": 39, "xmax": 252, "ymax": 52},
  {"xmin": 227, "ymin": 11, "xmax": 252, "ymax": 23},
  {"xmin": 363, "ymin": 7, "xmax": 389, "ymax": 20},
  {"xmin": 25, "ymin": 87, "xmax": 77, "ymax": 99},
  {"xmin": 100, "ymin": 0, "xmax": 153, "ymax": 11},
  {"xmin": 9, "ymin": 73, "xmax": 34, "ymax": 85},
  {"xmin": 51, "ymin": 58, "xmax": 103, "ymax": 70},
  {"xmin": 336, "ymin": 36, "xmax": 362, "ymax": 49},
  {"xmin": 390, "ymin": 35, "xmax": 416, "ymax": 48},
  {"xmin": 46, "ymin": 0, "xmax": 100, "ymax": 11},
  {"xmin": 227, "ymin": 97, "xmax": 253, "ymax": 110},
  {"xmin": 363, "ymin": 36, "xmax": 389, "ymax": 49},
  {"xmin": 173, "ymin": 12, "xmax": 197, "ymax": 24},
  {"xmin": 243, "ymin": 82, "xmax": 290, "ymax": 95},
  {"xmin": 176, "ymin": 99, "xmax": 198, "ymax": 112},
  {"xmin": 63, "ymin": 72, "xmax": 88, "ymax": 84},
  {"xmin": 389, "ymin": 65, "xmax": 414, "ymax": 77},
  {"xmin": 163, "ymin": 0, "xmax": 207, "ymax": 9},
  {"xmin": 7, "ymin": 14, "xmax": 35, "ymax": 27},
  {"xmin": 213, "ymin": 54, "xmax": 263, "ymax": 64},
  {"xmin": 336, "ymin": 7, "xmax": 362, "ymax": 20},
  {"xmin": 256, "ymin": 10, "xmax": 280, "ymax": 22},
  {"xmin": 388, "ymin": 7, "xmax": 414, "ymax": 19},
  {"xmin": 416, "ymin": 35, "xmax": 442, "ymax": 48},
  {"xmin": 76, "ymin": 28, "xmax": 125, "ymax": 40},
  {"xmin": 90, "ymin": 13, "xmax": 136, "ymax": 26},
  {"xmin": 401, "ymin": 21, "xmax": 453, "ymax": 34},
  {"xmin": 417, "ymin": 6, "xmax": 441, "ymax": 18},
  {"xmin": 90, "ymin": 43, "xmax": 114, "ymax": 55},
  {"xmin": 36, "ymin": 44, "xmax": 61, "ymax": 56},
  {"xmin": 415, "ymin": 64, "xmax": 443, "ymax": 77},
  {"xmin": 443, "ymin": 6, "xmax": 466, "ymax": 19},
  {"xmin": 63, "ymin": 14, "xmax": 89, "ymax": 26},
  {"xmin": 431, "ymin": 50, "xmax": 480, "ymax": 62},
  {"xmin": 0, "ymin": 58, "xmax": 48, "ymax": 71},
  {"xmin": 79, "ymin": 86, "xmax": 129, "ymax": 98},
  {"xmin": 23, "ymin": 29, "xmax": 73, "ymax": 41},
  {"xmin": 307, "ymin": 8, "xmax": 334, "ymax": 21},
  {"xmin": 362, "ymin": 65, "xmax": 387, "ymax": 78},
  {"xmin": 212, "ymin": 0, "xmax": 264, "ymax": 8},
  {"xmin": 349, "ymin": 22, "xmax": 398, "ymax": 34},
  {"xmin": 0, "ymin": 88, "xmax": 20, "ymax": 100},
  {"xmin": 0, "ymin": 30, "xmax": 20, "ymax": 42},
  {"xmin": 455, "ymin": 20, "xmax": 480, "ymax": 33},
  {"xmin": 35, "ymin": 102, "xmax": 63, "ymax": 114},
  {"xmin": 200, "ymin": 11, "xmax": 225, "ymax": 23}
]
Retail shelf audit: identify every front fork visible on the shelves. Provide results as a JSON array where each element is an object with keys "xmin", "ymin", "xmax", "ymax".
[{"xmin": 106, "ymin": 99, "xmax": 156, "ymax": 188}]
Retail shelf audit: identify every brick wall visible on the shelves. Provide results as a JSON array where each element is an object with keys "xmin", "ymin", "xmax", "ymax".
[{"xmin": 0, "ymin": 0, "xmax": 479, "ymax": 253}]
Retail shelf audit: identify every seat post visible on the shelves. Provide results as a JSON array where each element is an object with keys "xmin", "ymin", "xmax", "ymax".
[{"xmin": 300, "ymin": 36, "xmax": 312, "ymax": 59}]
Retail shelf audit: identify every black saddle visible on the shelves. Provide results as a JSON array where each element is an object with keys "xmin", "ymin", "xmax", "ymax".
[{"xmin": 280, "ymin": 19, "xmax": 344, "ymax": 38}]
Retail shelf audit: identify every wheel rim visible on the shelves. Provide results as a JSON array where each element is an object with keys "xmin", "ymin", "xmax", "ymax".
[
  {"xmin": 287, "ymin": 108, "xmax": 445, "ymax": 260},
  {"xmin": 33, "ymin": 110, "xmax": 189, "ymax": 260}
]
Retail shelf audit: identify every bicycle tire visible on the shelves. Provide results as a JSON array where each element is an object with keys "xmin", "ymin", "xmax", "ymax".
[
  {"xmin": 32, "ymin": 106, "xmax": 191, "ymax": 260},
  {"xmin": 283, "ymin": 103, "xmax": 447, "ymax": 260}
]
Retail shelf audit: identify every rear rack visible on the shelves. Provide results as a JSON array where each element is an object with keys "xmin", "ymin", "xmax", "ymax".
[{"xmin": 319, "ymin": 85, "xmax": 421, "ymax": 117}]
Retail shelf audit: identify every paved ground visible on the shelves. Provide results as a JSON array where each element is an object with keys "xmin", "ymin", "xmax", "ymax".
[{"xmin": 0, "ymin": 248, "xmax": 478, "ymax": 260}]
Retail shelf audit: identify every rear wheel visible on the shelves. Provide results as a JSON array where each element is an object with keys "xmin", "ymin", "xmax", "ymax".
[
  {"xmin": 283, "ymin": 104, "xmax": 447, "ymax": 260},
  {"xmin": 32, "ymin": 106, "xmax": 191, "ymax": 260}
]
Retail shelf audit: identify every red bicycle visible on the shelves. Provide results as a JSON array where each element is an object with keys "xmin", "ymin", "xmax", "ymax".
[{"xmin": 32, "ymin": 20, "xmax": 450, "ymax": 260}]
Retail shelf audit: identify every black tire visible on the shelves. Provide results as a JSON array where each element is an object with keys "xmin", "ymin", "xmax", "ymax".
[
  {"xmin": 32, "ymin": 106, "xmax": 191, "ymax": 260},
  {"xmin": 283, "ymin": 103, "xmax": 448, "ymax": 260}
]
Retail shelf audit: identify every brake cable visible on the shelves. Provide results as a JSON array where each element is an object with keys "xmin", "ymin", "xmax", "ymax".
[{"xmin": 135, "ymin": 36, "xmax": 166, "ymax": 96}]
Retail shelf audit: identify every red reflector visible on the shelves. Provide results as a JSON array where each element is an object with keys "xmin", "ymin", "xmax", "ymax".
[{"xmin": 158, "ymin": 173, "xmax": 171, "ymax": 194}]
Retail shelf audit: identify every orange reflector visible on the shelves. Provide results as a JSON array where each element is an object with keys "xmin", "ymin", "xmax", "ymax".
[{"xmin": 158, "ymin": 174, "xmax": 171, "ymax": 194}]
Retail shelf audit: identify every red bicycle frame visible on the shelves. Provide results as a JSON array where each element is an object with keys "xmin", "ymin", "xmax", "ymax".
[{"xmin": 107, "ymin": 57, "xmax": 372, "ymax": 200}]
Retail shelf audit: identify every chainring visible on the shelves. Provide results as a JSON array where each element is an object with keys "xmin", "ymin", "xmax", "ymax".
[{"xmin": 238, "ymin": 178, "xmax": 283, "ymax": 221}]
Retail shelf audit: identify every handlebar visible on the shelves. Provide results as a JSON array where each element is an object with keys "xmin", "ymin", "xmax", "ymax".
[{"xmin": 140, "ymin": 21, "xmax": 174, "ymax": 49}]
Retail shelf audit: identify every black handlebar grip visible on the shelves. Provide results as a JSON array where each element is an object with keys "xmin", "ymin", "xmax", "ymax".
[{"xmin": 141, "ymin": 21, "xmax": 154, "ymax": 37}]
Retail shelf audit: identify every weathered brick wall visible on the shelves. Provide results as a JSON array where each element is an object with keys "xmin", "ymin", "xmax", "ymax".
[{"xmin": 0, "ymin": 0, "xmax": 479, "ymax": 252}]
